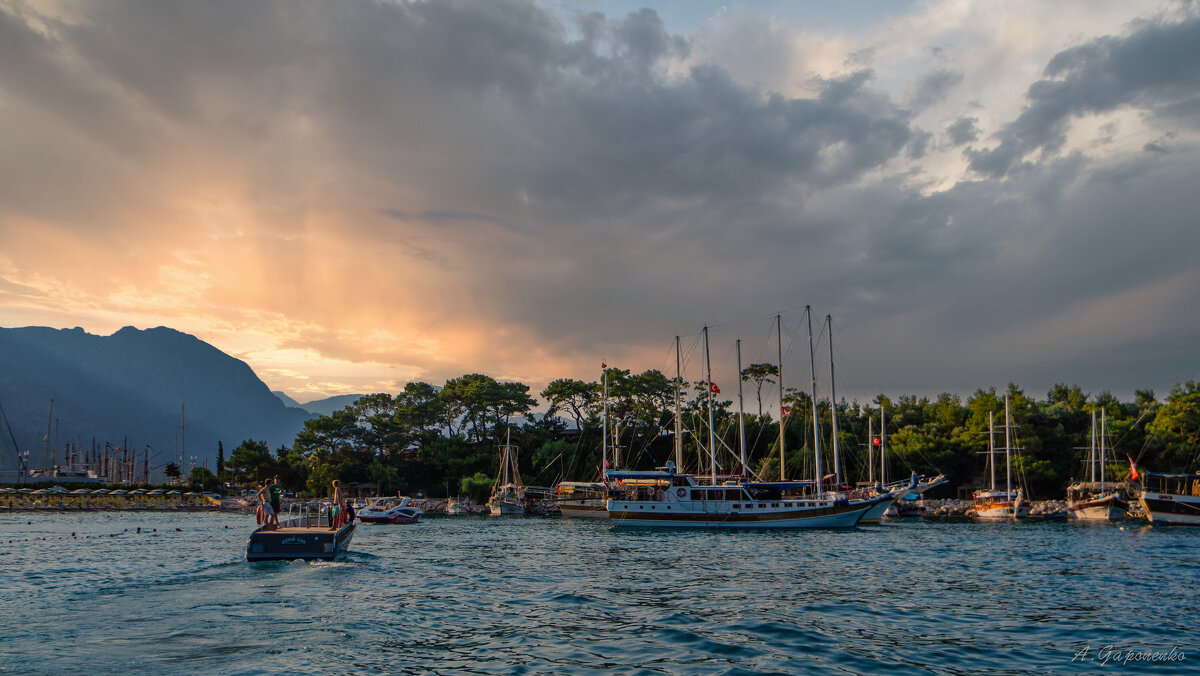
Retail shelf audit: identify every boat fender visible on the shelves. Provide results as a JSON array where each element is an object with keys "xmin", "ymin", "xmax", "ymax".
[{"xmin": 676, "ymin": 488, "xmax": 686, "ymax": 498}]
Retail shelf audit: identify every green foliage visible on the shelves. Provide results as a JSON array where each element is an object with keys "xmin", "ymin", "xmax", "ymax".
[
  {"xmin": 188, "ymin": 466, "xmax": 217, "ymax": 491},
  {"xmin": 459, "ymin": 472, "xmax": 494, "ymax": 504},
  {"xmin": 164, "ymin": 462, "xmax": 181, "ymax": 481},
  {"xmin": 263, "ymin": 373, "xmax": 1198, "ymax": 501}
]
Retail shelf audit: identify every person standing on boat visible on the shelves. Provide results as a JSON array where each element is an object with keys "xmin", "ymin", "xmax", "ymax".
[
  {"xmin": 269, "ymin": 476, "xmax": 282, "ymax": 528},
  {"xmin": 257, "ymin": 481, "xmax": 276, "ymax": 530},
  {"xmin": 330, "ymin": 480, "xmax": 342, "ymax": 530}
]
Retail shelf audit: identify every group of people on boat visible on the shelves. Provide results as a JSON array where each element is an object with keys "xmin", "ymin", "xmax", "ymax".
[{"xmin": 255, "ymin": 478, "xmax": 354, "ymax": 531}]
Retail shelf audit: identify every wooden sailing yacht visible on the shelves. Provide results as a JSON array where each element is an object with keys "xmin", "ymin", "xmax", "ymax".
[
  {"xmin": 488, "ymin": 428, "xmax": 526, "ymax": 516},
  {"xmin": 607, "ymin": 316, "xmax": 885, "ymax": 528},
  {"xmin": 1066, "ymin": 408, "xmax": 1128, "ymax": 521},
  {"xmin": 972, "ymin": 395, "xmax": 1030, "ymax": 520}
]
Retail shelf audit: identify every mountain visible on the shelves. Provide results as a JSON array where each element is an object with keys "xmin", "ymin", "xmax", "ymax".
[
  {"xmin": 275, "ymin": 393, "xmax": 368, "ymax": 417},
  {"xmin": 0, "ymin": 326, "xmax": 311, "ymax": 480}
]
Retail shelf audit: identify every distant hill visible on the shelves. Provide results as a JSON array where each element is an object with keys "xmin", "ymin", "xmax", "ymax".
[
  {"xmin": 276, "ymin": 393, "xmax": 368, "ymax": 417},
  {"xmin": 0, "ymin": 326, "xmax": 311, "ymax": 480}
]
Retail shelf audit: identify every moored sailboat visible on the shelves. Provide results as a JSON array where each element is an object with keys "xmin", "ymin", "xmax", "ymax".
[
  {"xmin": 488, "ymin": 428, "xmax": 526, "ymax": 516},
  {"xmin": 1131, "ymin": 456, "xmax": 1200, "ymax": 525},
  {"xmin": 1066, "ymin": 409, "xmax": 1128, "ymax": 521},
  {"xmin": 972, "ymin": 395, "xmax": 1030, "ymax": 520}
]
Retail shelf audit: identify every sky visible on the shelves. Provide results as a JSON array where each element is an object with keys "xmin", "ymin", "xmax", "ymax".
[{"xmin": 1, "ymin": 0, "xmax": 1198, "ymax": 408}]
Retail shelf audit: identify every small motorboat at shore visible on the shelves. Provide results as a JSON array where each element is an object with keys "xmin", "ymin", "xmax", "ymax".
[{"xmin": 357, "ymin": 496, "xmax": 423, "ymax": 524}]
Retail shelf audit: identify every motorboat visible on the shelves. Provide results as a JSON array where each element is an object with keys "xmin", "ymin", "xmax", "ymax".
[
  {"xmin": 357, "ymin": 496, "xmax": 423, "ymax": 524},
  {"xmin": 246, "ymin": 501, "xmax": 355, "ymax": 562}
]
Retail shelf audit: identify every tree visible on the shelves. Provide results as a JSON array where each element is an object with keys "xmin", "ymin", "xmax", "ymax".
[
  {"xmin": 216, "ymin": 441, "xmax": 225, "ymax": 475},
  {"xmin": 741, "ymin": 363, "xmax": 779, "ymax": 419},
  {"xmin": 228, "ymin": 439, "xmax": 275, "ymax": 484},
  {"xmin": 188, "ymin": 466, "xmax": 217, "ymax": 491},
  {"xmin": 541, "ymin": 379, "xmax": 599, "ymax": 432},
  {"xmin": 164, "ymin": 462, "xmax": 181, "ymax": 482}
]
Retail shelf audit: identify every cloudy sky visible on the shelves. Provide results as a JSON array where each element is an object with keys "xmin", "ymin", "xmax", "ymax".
[{"xmin": 1, "ymin": 0, "xmax": 1198, "ymax": 407}]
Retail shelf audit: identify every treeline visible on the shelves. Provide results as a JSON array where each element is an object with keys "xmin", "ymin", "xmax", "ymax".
[{"xmin": 212, "ymin": 370, "xmax": 1200, "ymax": 501}]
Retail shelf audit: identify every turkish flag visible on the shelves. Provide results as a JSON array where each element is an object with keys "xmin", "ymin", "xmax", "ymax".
[
  {"xmin": 872, "ymin": 436, "xmax": 882, "ymax": 447},
  {"xmin": 709, "ymin": 382, "xmax": 720, "ymax": 394}
]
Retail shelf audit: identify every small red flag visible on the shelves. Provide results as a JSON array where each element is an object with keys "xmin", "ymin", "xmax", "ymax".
[
  {"xmin": 872, "ymin": 436, "xmax": 882, "ymax": 447},
  {"xmin": 781, "ymin": 406, "xmax": 789, "ymax": 416},
  {"xmin": 709, "ymin": 382, "xmax": 720, "ymax": 394},
  {"xmin": 601, "ymin": 362, "xmax": 607, "ymax": 369},
  {"xmin": 1127, "ymin": 455, "xmax": 1139, "ymax": 481}
]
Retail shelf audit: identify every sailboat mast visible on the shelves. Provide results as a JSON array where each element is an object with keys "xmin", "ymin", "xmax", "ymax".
[
  {"xmin": 602, "ymin": 364, "xmax": 608, "ymax": 479},
  {"xmin": 879, "ymin": 406, "xmax": 887, "ymax": 485},
  {"xmin": 777, "ymin": 314, "xmax": 785, "ymax": 481},
  {"xmin": 867, "ymin": 416, "xmax": 874, "ymax": 483},
  {"xmin": 704, "ymin": 326, "xmax": 716, "ymax": 485},
  {"xmin": 1089, "ymin": 409, "xmax": 1097, "ymax": 483},
  {"xmin": 45, "ymin": 398, "xmax": 53, "ymax": 472},
  {"xmin": 806, "ymin": 307, "xmax": 821, "ymax": 500},
  {"xmin": 988, "ymin": 411, "xmax": 996, "ymax": 491},
  {"xmin": 827, "ymin": 315, "xmax": 840, "ymax": 487},
  {"xmin": 1004, "ymin": 395, "xmax": 1012, "ymax": 495},
  {"xmin": 1100, "ymin": 408, "xmax": 1107, "ymax": 484},
  {"xmin": 674, "ymin": 337, "xmax": 683, "ymax": 470},
  {"xmin": 736, "ymin": 339, "xmax": 747, "ymax": 477}
]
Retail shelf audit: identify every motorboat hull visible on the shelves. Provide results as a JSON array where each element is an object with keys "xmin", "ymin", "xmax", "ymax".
[
  {"xmin": 246, "ymin": 522, "xmax": 356, "ymax": 562},
  {"xmin": 1067, "ymin": 494, "xmax": 1128, "ymax": 521},
  {"xmin": 1140, "ymin": 492, "xmax": 1200, "ymax": 525}
]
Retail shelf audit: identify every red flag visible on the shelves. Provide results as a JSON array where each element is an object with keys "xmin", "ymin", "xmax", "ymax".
[
  {"xmin": 781, "ymin": 406, "xmax": 790, "ymax": 416},
  {"xmin": 709, "ymin": 382, "xmax": 720, "ymax": 394},
  {"xmin": 872, "ymin": 436, "xmax": 882, "ymax": 447},
  {"xmin": 1127, "ymin": 455, "xmax": 1139, "ymax": 481},
  {"xmin": 601, "ymin": 362, "xmax": 607, "ymax": 369}
]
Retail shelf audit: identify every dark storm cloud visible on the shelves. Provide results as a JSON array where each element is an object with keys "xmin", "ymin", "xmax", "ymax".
[
  {"xmin": 968, "ymin": 13, "xmax": 1200, "ymax": 177},
  {"xmin": 3, "ymin": 0, "xmax": 1199, "ymax": 401}
]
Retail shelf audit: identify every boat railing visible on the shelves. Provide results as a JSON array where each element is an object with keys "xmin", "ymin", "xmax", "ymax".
[{"xmin": 282, "ymin": 501, "xmax": 333, "ymax": 529}]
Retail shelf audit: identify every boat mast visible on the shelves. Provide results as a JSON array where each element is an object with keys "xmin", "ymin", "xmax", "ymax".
[
  {"xmin": 879, "ymin": 405, "xmax": 887, "ymax": 485},
  {"xmin": 704, "ymin": 326, "xmax": 716, "ymax": 485},
  {"xmin": 776, "ymin": 314, "xmax": 785, "ymax": 481},
  {"xmin": 1100, "ymin": 407, "xmax": 1107, "ymax": 484},
  {"xmin": 602, "ymin": 364, "xmax": 608, "ymax": 479},
  {"xmin": 827, "ymin": 315, "xmax": 840, "ymax": 488},
  {"xmin": 988, "ymin": 411, "xmax": 996, "ymax": 491},
  {"xmin": 736, "ymin": 338, "xmax": 747, "ymax": 478},
  {"xmin": 674, "ymin": 336, "xmax": 683, "ymax": 470},
  {"xmin": 806, "ymin": 307, "xmax": 821, "ymax": 500},
  {"xmin": 44, "ymin": 398, "xmax": 53, "ymax": 473},
  {"xmin": 1089, "ymin": 409, "xmax": 1097, "ymax": 483},
  {"xmin": 1004, "ymin": 395, "xmax": 1012, "ymax": 495},
  {"xmin": 867, "ymin": 416, "xmax": 874, "ymax": 483}
]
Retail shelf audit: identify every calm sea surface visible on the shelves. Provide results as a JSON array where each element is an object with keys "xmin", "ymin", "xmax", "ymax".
[{"xmin": 0, "ymin": 511, "xmax": 1196, "ymax": 675}]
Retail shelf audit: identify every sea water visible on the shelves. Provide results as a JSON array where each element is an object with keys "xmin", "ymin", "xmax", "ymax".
[{"xmin": 0, "ymin": 512, "xmax": 1195, "ymax": 675}]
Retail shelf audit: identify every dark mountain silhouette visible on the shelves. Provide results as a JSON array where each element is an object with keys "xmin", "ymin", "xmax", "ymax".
[
  {"xmin": 274, "ymin": 392, "xmax": 368, "ymax": 417},
  {"xmin": 0, "ymin": 326, "xmax": 310, "ymax": 479}
]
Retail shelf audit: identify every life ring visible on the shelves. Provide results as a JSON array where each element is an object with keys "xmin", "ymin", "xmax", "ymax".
[{"xmin": 675, "ymin": 488, "xmax": 686, "ymax": 498}]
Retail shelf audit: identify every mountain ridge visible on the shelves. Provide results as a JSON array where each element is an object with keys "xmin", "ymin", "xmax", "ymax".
[{"xmin": 0, "ymin": 325, "xmax": 311, "ymax": 480}]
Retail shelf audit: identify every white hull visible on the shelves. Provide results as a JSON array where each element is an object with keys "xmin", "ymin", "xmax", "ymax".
[
  {"xmin": 1068, "ymin": 504, "xmax": 1125, "ymax": 521},
  {"xmin": 608, "ymin": 498, "xmax": 879, "ymax": 529},
  {"xmin": 858, "ymin": 496, "xmax": 899, "ymax": 524},
  {"xmin": 558, "ymin": 501, "xmax": 608, "ymax": 519},
  {"xmin": 1140, "ymin": 492, "xmax": 1200, "ymax": 525},
  {"xmin": 973, "ymin": 503, "xmax": 1030, "ymax": 520},
  {"xmin": 489, "ymin": 499, "xmax": 525, "ymax": 516}
]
